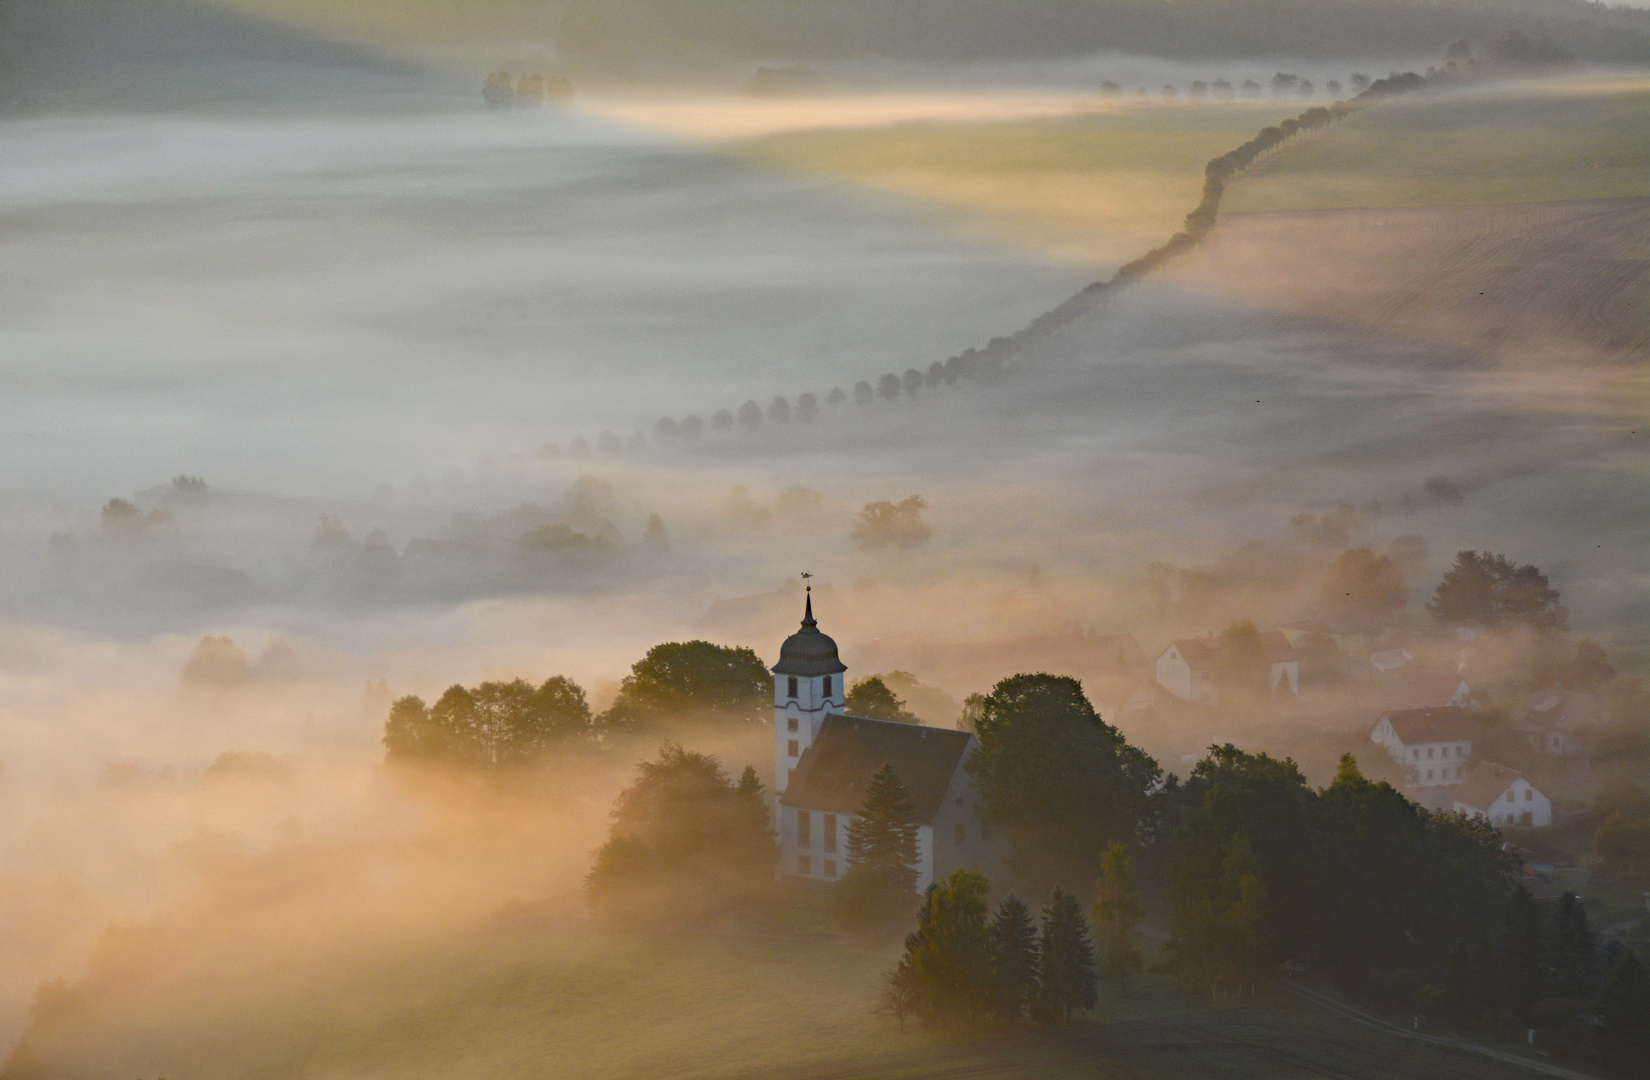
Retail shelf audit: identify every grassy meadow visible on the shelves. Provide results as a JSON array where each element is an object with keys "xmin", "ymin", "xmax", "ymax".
[
  {"xmin": 1223, "ymin": 79, "xmax": 1650, "ymax": 212},
  {"xmin": 6, "ymin": 896, "xmax": 1577, "ymax": 1080},
  {"xmin": 735, "ymin": 102, "xmax": 1301, "ymax": 266}
]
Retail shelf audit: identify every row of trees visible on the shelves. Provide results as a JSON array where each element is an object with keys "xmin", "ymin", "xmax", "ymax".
[
  {"xmin": 384, "ymin": 640, "xmax": 774, "ymax": 767},
  {"xmin": 886, "ymin": 871, "xmax": 1097, "ymax": 1029},
  {"xmin": 1096, "ymin": 72, "xmax": 1365, "ymax": 101}
]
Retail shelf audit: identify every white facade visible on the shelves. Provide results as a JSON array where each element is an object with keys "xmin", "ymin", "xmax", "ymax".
[
  {"xmin": 774, "ymin": 666, "xmax": 843, "ymax": 796},
  {"xmin": 1156, "ymin": 643, "xmax": 1212, "ymax": 703},
  {"xmin": 778, "ymin": 755, "xmax": 1006, "ymax": 893},
  {"xmin": 1454, "ymin": 775, "xmax": 1552, "ymax": 828},
  {"xmin": 1369, "ymin": 715, "xmax": 1472, "ymax": 787}
]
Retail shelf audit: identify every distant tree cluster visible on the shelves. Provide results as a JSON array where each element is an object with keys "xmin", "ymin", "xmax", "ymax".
[
  {"xmin": 1428, "ymin": 550, "xmax": 1568, "ymax": 632},
  {"xmin": 384, "ymin": 675, "xmax": 595, "ymax": 768},
  {"xmin": 885, "ymin": 869, "xmax": 1097, "ymax": 1029},
  {"xmin": 586, "ymin": 745, "xmax": 775, "ymax": 921},
  {"xmin": 383, "ymin": 640, "xmax": 773, "ymax": 769},
  {"xmin": 482, "ymin": 68, "xmax": 573, "ymax": 108},
  {"xmin": 849, "ymin": 495, "xmax": 930, "ymax": 553},
  {"xmin": 844, "ymin": 676, "xmax": 919, "ymax": 724}
]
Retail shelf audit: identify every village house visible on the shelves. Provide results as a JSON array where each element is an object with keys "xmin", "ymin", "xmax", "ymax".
[
  {"xmin": 1276, "ymin": 620, "xmax": 1363, "ymax": 654},
  {"xmin": 1368, "ymin": 705, "xmax": 1473, "ymax": 787},
  {"xmin": 1452, "ymin": 762, "xmax": 1552, "ymax": 828},
  {"xmin": 1155, "ymin": 631, "xmax": 1299, "ymax": 704},
  {"xmin": 771, "ymin": 592, "xmax": 1009, "ymax": 891},
  {"xmin": 1513, "ymin": 687, "xmax": 1607, "ymax": 757},
  {"xmin": 1394, "ymin": 671, "xmax": 1474, "ymax": 710},
  {"xmin": 1369, "ymin": 647, "xmax": 1414, "ymax": 675}
]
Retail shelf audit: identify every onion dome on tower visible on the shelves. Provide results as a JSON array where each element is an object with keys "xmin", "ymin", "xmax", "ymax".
[{"xmin": 771, "ymin": 592, "xmax": 847, "ymax": 676}]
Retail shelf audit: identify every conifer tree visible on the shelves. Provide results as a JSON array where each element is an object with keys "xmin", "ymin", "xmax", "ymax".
[
  {"xmin": 1501, "ymin": 886, "xmax": 1545, "ymax": 1021},
  {"xmin": 1548, "ymin": 891, "xmax": 1602, "ymax": 998},
  {"xmin": 1034, "ymin": 888, "xmax": 1097, "ymax": 1023},
  {"xmin": 835, "ymin": 763, "xmax": 920, "ymax": 929},
  {"xmin": 1599, "ymin": 950, "xmax": 1650, "ymax": 1077},
  {"xmin": 988, "ymin": 895, "xmax": 1040, "ymax": 1020},
  {"xmin": 1093, "ymin": 841, "xmax": 1144, "ymax": 979},
  {"xmin": 1441, "ymin": 938, "xmax": 1477, "ymax": 1026}
]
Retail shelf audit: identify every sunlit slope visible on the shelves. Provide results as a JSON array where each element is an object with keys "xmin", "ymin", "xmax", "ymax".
[
  {"xmin": 1224, "ymin": 81, "xmax": 1650, "ymax": 213},
  {"xmin": 737, "ymin": 105, "xmax": 1300, "ymax": 266},
  {"xmin": 1161, "ymin": 198, "xmax": 1650, "ymax": 358},
  {"xmin": 6, "ymin": 914, "xmax": 1554, "ymax": 1080}
]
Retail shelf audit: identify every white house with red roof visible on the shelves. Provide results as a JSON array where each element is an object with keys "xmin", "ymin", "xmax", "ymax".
[
  {"xmin": 1369, "ymin": 706, "xmax": 1473, "ymax": 787},
  {"xmin": 1513, "ymin": 687, "xmax": 1607, "ymax": 757},
  {"xmin": 1452, "ymin": 763, "xmax": 1552, "ymax": 828},
  {"xmin": 1155, "ymin": 631, "xmax": 1299, "ymax": 704}
]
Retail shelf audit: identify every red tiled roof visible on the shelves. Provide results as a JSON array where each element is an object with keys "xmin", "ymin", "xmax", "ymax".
[
  {"xmin": 1453, "ymin": 762, "xmax": 1528, "ymax": 812},
  {"xmin": 1164, "ymin": 631, "xmax": 1298, "ymax": 671},
  {"xmin": 1397, "ymin": 673, "xmax": 1469, "ymax": 709},
  {"xmin": 1513, "ymin": 688, "xmax": 1605, "ymax": 734},
  {"xmin": 1373, "ymin": 705, "xmax": 1473, "ymax": 745}
]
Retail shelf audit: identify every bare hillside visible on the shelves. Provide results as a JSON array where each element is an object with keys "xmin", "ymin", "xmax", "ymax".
[{"xmin": 1161, "ymin": 199, "xmax": 1650, "ymax": 362}]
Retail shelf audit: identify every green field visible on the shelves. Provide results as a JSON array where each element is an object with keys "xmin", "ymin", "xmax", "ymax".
[
  {"xmin": 1225, "ymin": 80, "xmax": 1650, "ymax": 212},
  {"xmin": 736, "ymin": 103, "xmax": 1301, "ymax": 267},
  {"xmin": 5, "ymin": 902, "xmax": 1585, "ymax": 1080}
]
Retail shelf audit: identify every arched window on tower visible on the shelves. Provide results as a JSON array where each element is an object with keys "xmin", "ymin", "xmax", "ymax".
[
  {"xmin": 787, "ymin": 676, "xmax": 798, "ymax": 698},
  {"xmin": 823, "ymin": 675, "xmax": 833, "ymax": 697}
]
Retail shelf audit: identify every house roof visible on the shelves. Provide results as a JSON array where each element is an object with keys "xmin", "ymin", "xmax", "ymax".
[
  {"xmin": 1163, "ymin": 632, "xmax": 1298, "ymax": 672},
  {"xmin": 1513, "ymin": 687, "xmax": 1604, "ymax": 734},
  {"xmin": 1453, "ymin": 762, "xmax": 1529, "ymax": 812},
  {"xmin": 1374, "ymin": 705, "xmax": 1472, "ymax": 745},
  {"xmin": 1397, "ymin": 673, "xmax": 1469, "ymax": 709},
  {"xmin": 779, "ymin": 714, "xmax": 973, "ymax": 824},
  {"xmin": 1278, "ymin": 621, "xmax": 1337, "ymax": 636}
]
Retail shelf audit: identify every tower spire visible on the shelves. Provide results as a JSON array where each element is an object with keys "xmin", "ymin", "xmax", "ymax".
[{"xmin": 800, "ymin": 571, "xmax": 815, "ymax": 627}]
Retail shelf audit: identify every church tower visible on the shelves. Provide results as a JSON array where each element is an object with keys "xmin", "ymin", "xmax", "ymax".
[{"xmin": 770, "ymin": 589, "xmax": 846, "ymax": 795}]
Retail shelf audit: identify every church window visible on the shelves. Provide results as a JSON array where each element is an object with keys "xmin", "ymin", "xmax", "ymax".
[
  {"xmin": 787, "ymin": 739, "xmax": 798, "ymax": 758},
  {"xmin": 955, "ymin": 823, "xmax": 966, "ymax": 846},
  {"xmin": 787, "ymin": 676, "xmax": 798, "ymax": 699},
  {"xmin": 1524, "ymin": 788, "xmax": 1532, "ymax": 801},
  {"xmin": 1426, "ymin": 769, "xmax": 1433, "ymax": 780},
  {"xmin": 787, "ymin": 717, "xmax": 798, "ymax": 732},
  {"xmin": 823, "ymin": 676, "xmax": 832, "ymax": 697},
  {"xmin": 824, "ymin": 859, "xmax": 836, "ymax": 878},
  {"xmin": 798, "ymin": 809, "xmax": 811, "ymax": 848},
  {"xmin": 822, "ymin": 813, "xmax": 837, "ymax": 854},
  {"xmin": 1427, "ymin": 747, "xmax": 1434, "ymax": 759},
  {"xmin": 798, "ymin": 854, "xmax": 811, "ymax": 875}
]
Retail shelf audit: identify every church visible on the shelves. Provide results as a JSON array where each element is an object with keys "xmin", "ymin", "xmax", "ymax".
[{"xmin": 769, "ymin": 591, "xmax": 1010, "ymax": 892}]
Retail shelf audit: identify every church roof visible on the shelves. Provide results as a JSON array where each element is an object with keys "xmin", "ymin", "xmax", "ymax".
[
  {"xmin": 771, "ymin": 593, "xmax": 847, "ymax": 676},
  {"xmin": 779, "ymin": 714, "xmax": 973, "ymax": 825}
]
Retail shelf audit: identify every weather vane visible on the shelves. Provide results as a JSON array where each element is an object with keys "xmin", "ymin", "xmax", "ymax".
[{"xmin": 800, "ymin": 570, "xmax": 813, "ymax": 593}]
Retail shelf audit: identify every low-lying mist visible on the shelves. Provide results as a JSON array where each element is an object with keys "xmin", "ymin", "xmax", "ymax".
[{"xmin": 1, "ymin": 16, "xmax": 1645, "ymax": 1075}]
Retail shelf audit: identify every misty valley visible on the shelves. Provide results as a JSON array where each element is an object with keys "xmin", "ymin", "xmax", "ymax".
[{"xmin": 0, "ymin": 2, "xmax": 1647, "ymax": 1079}]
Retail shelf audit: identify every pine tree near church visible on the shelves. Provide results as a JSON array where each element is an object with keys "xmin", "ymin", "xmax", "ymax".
[
  {"xmin": 834, "ymin": 763, "xmax": 920, "ymax": 930},
  {"xmin": 1034, "ymin": 888, "xmax": 1097, "ymax": 1023},
  {"xmin": 988, "ymin": 895, "xmax": 1040, "ymax": 1020}
]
